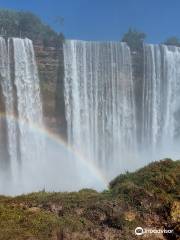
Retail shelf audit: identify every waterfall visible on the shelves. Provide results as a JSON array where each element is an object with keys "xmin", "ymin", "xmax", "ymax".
[
  {"xmin": 142, "ymin": 44, "xmax": 163, "ymax": 151},
  {"xmin": 64, "ymin": 40, "xmax": 180, "ymax": 178},
  {"xmin": 1, "ymin": 37, "xmax": 180, "ymax": 193},
  {"xmin": 64, "ymin": 40, "xmax": 137, "ymax": 178},
  {"xmin": 143, "ymin": 44, "xmax": 180, "ymax": 157},
  {"xmin": 0, "ymin": 37, "xmax": 43, "ymax": 175},
  {"xmin": 13, "ymin": 38, "xmax": 43, "ymax": 163},
  {"xmin": 0, "ymin": 38, "xmax": 18, "ymax": 171}
]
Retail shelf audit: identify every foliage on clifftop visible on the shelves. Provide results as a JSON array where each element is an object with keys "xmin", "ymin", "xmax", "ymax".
[
  {"xmin": 122, "ymin": 28, "xmax": 146, "ymax": 51},
  {"xmin": 0, "ymin": 9, "xmax": 64, "ymax": 46},
  {"xmin": 0, "ymin": 159, "xmax": 179, "ymax": 240},
  {"xmin": 164, "ymin": 37, "xmax": 180, "ymax": 47}
]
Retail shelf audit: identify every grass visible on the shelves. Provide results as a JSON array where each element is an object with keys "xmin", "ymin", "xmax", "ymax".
[
  {"xmin": 110, "ymin": 159, "xmax": 180, "ymax": 205},
  {"xmin": 0, "ymin": 159, "xmax": 179, "ymax": 239}
]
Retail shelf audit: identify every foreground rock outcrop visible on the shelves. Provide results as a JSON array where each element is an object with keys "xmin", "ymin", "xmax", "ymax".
[{"xmin": 0, "ymin": 159, "xmax": 179, "ymax": 240}]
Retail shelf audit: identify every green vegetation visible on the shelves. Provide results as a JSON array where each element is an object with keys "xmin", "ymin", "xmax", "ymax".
[
  {"xmin": 122, "ymin": 28, "xmax": 146, "ymax": 51},
  {"xmin": 110, "ymin": 158, "xmax": 179, "ymax": 197},
  {"xmin": 164, "ymin": 36, "xmax": 180, "ymax": 47},
  {"xmin": 0, "ymin": 9, "xmax": 64, "ymax": 46},
  {"xmin": 0, "ymin": 203, "xmax": 61, "ymax": 240},
  {"xmin": 110, "ymin": 159, "xmax": 180, "ymax": 210},
  {"xmin": 0, "ymin": 159, "xmax": 179, "ymax": 239}
]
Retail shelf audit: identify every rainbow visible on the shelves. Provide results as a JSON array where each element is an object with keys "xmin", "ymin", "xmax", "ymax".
[{"xmin": 0, "ymin": 113, "xmax": 109, "ymax": 188}]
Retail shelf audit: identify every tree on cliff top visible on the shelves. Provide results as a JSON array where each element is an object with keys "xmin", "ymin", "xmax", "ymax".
[
  {"xmin": 0, "ymin": 9, "xmax": 64, "ymax": 46},
  {"xmin": 122, "ymin": 28, "xmax": 146, "ymax": 51},
  {"xmin": 164, "ymin": 36, "xmax": 180, "ymax": 47}
]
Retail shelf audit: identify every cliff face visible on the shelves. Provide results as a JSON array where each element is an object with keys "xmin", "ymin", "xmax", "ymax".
[{"xmin": 34, "ymin": 40, "xmax": 67, "ymax": 138}]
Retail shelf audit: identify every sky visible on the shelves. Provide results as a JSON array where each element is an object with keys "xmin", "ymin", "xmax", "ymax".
[{"xmin": 0, "ymin": 0, "xmax": 180, "ymax": 43}]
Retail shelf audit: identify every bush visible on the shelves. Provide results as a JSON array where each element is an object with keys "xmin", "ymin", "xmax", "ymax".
[{"xmin": 122, "ymin": 28, "xmax": 146, "ymax": 51}]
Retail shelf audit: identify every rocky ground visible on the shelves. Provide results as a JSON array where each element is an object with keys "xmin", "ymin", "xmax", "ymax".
[{"xmin": 0, "ymin": 159, "xmax": 179, "ymax": 240}]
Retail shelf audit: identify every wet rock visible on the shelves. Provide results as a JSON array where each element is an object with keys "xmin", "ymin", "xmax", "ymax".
[
  {"xmin": 27, "ymin": 207, "xmax": 41, "ymax": 213},
  {"xmin": 50, "ymin": 203, "xmax": 64, "ymax": 216},
  {"xmin": 170, "ymin": 201, "xmax": 180, "ymax": 223},
  {"xmin": 124, "ymin": 211, "xmax": 136, "ymax": 221}
]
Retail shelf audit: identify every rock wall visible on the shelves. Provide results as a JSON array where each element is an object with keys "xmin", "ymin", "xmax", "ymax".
[{"xmin": 34, "ymin": 40, "xmax": 67, "ymax": 138}]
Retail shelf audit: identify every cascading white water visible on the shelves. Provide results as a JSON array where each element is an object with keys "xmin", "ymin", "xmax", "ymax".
[
  {"xmin": 0, "ymin": 37, "xmax": 107, "ymax": 195},
  {"xmin": 1, "ymin": 37, "xmax": 180, "ymax": 194},
  {"xmin": 143, "ymin": 44, "xmax": 180, "ymax": 158},
  {"xmin": 64, "ymin": 40, "xmax": 137, "ymax": 178},
  {"xmin": 64, "ymin": 40, "xmax": 180, "ymax": 178},
  {"xmin": 0, "ymin": 37, "xmax": 43, "ymax": 181},
  {"xmin": 143, "ymin": 44, "xmax": 163, "ymax": 152},
  {"xmin": 13, "ymin": 38, "xmax": 43, "ymax": 163},
  {"xmin": 0, "ymin": 38, "xmax": 18, "ymax": 168}
]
